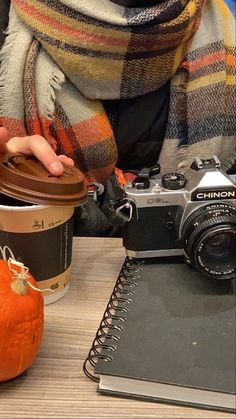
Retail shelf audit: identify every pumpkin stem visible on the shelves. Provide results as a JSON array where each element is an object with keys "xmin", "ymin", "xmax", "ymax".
[{"xmin": 8, "ymin": 258, "xmax": 53, "ymax": 295}]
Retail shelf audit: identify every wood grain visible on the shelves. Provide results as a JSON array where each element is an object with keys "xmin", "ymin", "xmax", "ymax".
[{"xmin": 0, "ymin": 238, "xmax": 234, "ymax": 419}]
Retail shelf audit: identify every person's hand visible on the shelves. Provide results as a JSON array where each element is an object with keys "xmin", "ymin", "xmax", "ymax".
[{"xmin": 0, "ymin": 127, "xmax": 74, "ymax": 176}]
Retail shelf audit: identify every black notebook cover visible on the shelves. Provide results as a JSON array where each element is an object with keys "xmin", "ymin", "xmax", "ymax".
[{"xmin": 84, "ymin": 258, "xmax": 236, "ymax": 412}]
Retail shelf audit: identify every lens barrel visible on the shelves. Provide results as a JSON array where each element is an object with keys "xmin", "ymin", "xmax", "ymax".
[{"xmin": 182, "ymin": 203, "xmax": 236, "ymax": 280}]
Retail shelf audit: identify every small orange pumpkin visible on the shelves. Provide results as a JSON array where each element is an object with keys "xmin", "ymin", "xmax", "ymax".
[{"xmin": 0, "ymin": 259, "xmax": 44, "ymax": 382}]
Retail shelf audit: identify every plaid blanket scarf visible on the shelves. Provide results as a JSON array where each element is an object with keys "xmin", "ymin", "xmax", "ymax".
[{"xmin": 0, "ymin": 0, "xmax": 235, "ymax": 182}]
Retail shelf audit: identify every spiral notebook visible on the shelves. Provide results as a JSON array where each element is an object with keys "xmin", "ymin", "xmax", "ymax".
[{"xmin": 84, "ymin": 258, "xmax": 236, "ymax": 412}]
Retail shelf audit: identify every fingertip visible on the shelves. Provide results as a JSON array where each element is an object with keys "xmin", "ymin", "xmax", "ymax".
[
  {"xmin": 58, "ymin": 155, "xmax": 75, "ymax": 167},
  {"xmin": 66, "ymin": 157, "xmax": 74, "ymax": 167},
  {"xmin": 48, "ymin": 161, "xmax": 64, "ymax": 176}
]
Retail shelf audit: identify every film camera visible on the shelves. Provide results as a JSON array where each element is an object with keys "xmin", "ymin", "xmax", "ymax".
[{"xmin": 118, "ymin": 157, "xmax": 236, "ymax": 280}]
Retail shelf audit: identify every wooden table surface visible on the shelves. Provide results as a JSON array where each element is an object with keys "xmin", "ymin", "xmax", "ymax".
[{"xmin": 0, "ymin": 237, "xmax": 235, "ymax": 419}]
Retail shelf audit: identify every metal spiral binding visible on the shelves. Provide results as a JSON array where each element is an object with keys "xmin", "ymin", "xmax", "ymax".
[{"xmin": 83, "ymin": 257, "xmax": 143, "ymax": 382}]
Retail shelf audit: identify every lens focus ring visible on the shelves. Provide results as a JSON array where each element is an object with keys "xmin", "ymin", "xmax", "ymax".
[
  {"xmin": 185, "ymin": 215, "xmax": 236, "ymax": 261},
  {"xmin": 182, "ymin": 203, "xmax": 235, "ymax": 240}
]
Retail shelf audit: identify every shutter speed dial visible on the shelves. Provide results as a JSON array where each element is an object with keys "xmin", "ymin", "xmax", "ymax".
[{"xmin": 162, "ymin": 173, "xmax": 186, "ymax": 190}]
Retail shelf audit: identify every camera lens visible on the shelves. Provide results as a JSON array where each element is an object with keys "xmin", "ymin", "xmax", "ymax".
[
  {"xmin": 182, "ymin": 203, "xmax": 236, "ymax": 280},
  {"xmin": 204, "ymin": 232, "xmax": 232, "ymax": 258},
  {"xmin": 195, "ymin": 228, "xmax": 235, "ymax": 278}
]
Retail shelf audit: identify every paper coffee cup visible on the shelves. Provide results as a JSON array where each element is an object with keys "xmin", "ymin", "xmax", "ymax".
[
  {"xmin": 0, "ymin": 155, "xmax": 87, "ymax": 304},
  {"xmin": 0, "ymin": 197, "xmax": 74, "ymax": 304}
]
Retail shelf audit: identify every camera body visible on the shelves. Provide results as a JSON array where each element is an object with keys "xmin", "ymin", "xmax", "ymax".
[{"xmin": 122, "ymin": 157, "xmax": 236, "ymax": 279}]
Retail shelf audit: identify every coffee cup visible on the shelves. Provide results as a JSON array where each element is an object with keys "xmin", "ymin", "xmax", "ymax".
[{"xmin": 0, "ymin": 155, "xmax": 87, "ymax": 304}]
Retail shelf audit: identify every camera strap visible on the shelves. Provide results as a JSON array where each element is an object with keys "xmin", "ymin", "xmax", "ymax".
[
  {"xmin": 103, "ymin": 198, "xmax": 135, "ymax": 227},
  {"xmin": 87, "ymin": 168, "xmax": 138, "ymax": 226}
]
